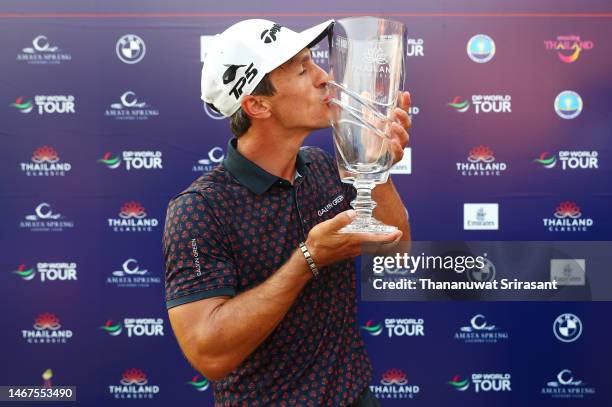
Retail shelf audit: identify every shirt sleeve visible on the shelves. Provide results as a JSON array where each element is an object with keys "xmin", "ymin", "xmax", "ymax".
[{"xmin": 163, "ymin": 190, "xmax": 237, "ymax": 309}]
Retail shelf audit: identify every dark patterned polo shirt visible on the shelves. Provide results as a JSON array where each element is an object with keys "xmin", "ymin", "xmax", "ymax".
[{"xmin": 163, "ymin": 138, "xmax": 372, "ymax": 406}]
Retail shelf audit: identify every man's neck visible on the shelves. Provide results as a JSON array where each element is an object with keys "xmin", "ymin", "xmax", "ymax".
[{"xmin": 237, "ymin": 128, "xmax": 308, "ymax": 182}]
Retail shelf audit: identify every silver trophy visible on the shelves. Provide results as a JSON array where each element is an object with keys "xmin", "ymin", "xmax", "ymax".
[{"xmin": 328, "ymin": 17, "xmax": 406, "ymax": 234}]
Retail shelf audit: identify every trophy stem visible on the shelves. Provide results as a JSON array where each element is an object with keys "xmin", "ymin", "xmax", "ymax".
[
  {"xmin": 351, "ymin": 179, "xmax": 377, "ymax": 220},
  {"xmin": 339, "ymin": 177, "xmax": 398, "ymax": 234}
]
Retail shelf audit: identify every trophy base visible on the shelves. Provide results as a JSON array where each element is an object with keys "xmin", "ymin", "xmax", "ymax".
[{"xmin": 339, "ymin": 217, "xmax": 398, "ymax": 235}]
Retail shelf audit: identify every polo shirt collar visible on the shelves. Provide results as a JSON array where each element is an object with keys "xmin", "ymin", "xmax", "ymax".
[{"xmin": 223, "ymin": 138, "xmax": 311, "ymax": 195}]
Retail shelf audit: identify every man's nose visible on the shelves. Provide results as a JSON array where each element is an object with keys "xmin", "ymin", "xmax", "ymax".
[{"xmin": 313, "ymin": 63, "xmax": 330, "ymax": 88}]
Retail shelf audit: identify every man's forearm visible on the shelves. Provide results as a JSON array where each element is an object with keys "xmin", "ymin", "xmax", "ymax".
[
  {"xmin": 373, "ymin": 176, "xmax": 411, "ymax": 240},
  {"xmin": 196, "ymin": 249, "xmax": 312, "ymax": 378}
]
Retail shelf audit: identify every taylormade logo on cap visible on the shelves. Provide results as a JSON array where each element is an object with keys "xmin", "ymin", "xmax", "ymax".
[{"xmin": 200, "ymin": 19, "xmax": 334, "ymax": 117}]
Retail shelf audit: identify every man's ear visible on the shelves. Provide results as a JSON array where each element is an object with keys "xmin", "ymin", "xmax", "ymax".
[{"xmin": 241, "ymin": 95, "xmax": 272, "ymax": 119}]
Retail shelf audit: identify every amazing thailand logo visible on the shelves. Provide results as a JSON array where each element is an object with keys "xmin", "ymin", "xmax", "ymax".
[{"xmin": 544, "ymin": 35, "xmax": 593, "ymax": 63}]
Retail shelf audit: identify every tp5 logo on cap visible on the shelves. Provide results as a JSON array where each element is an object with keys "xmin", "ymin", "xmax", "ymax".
[{"xmin": 200, "ymin": 19, "xmax": 334, "ymax": 117}]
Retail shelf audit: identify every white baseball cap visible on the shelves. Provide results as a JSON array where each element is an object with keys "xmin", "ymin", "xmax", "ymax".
[{"xmin": 201, "ymin": 19, "xmax": 334, "ymax": 117}]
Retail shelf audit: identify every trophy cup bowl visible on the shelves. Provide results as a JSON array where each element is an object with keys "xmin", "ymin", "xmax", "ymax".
[{"xmin": 328, "ymin": 16, "xmax": 406, "ymax": 234}]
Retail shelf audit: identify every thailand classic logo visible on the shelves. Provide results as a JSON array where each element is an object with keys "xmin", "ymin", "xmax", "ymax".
[
  {"xmin": 534, "ymin": 151, "xmax": 597, "ymax": 170},
  {"xmin": 554, "ymin": 90, "xmax": 582, "ymax": 119},
  {"xmin": 20, "ymin": 146, "xmax": 72, "ymax": 176},
  {"xmin": 99, "ymin": 151, "xmax": 162, "ymax": 170},
  {"xmin": 466, "ymin": 34, "xmax": 495, "ymax": 63},
  {"xmin": 11, "ymin": 95, "xmax": 75, "ymax": 115},
  {"xmin": 107, "ymin": 201, "xmax": 159, "ymax": 232},
  {"xmin": 17, "ymin": 35, "xmax": 72, "ymax": 64},
  {"xmin": 22, "ymin": 313, "xmax": 73, "ymax": 344},
  {"xmin": 543, "ymin": 201, "xmax": 593, "ymax": 232},
  {"xmin": 369, "ymin": 369, "xmax": 420, "ymax": 400},
  {"xmin": 545, "ymin": 35, "xmax": 593, "ymax": 63},
  {"xmin": 108, "ymin": 368, "xmax": 159, "ymax": 399},
  {"xmin": 12, "ymin": 262, "xmax": 77, "ymax": 282},
  {"xmin": 457, "ymin": 146, "xmax": 507, "ymax": 176}
]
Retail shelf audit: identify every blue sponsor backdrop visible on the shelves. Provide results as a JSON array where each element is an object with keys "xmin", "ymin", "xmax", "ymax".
[{"xmin": 0, "ymin": 0, "xmax": 611, "ymax": 405}]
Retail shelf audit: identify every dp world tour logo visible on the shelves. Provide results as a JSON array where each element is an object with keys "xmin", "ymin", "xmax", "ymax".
[
  {"xmin": 20, "ymin": 146, "xmax": 72, "ymax": 176},
  {"xmin": 370, "ymin": 369, "xmax": 420, "ymax": 400},
  {"xmin": 99, "ymin": 152, "xmax": 121, "ymax": 169},
  {"xmin": 361, "ymin": 320, "xmax": 383, "ymax": 336},
  {"xmin": 106, "ymin": 258, "xmax": 160, "ymax": 288},
  {"xmin": 108, "ymin": 201, "xmax": 159, "ymax": 232},
  {"xmin": 12, "ymin": 262, "xmax": 77, "ymax": 282},
  {"xmin": 101, "ymin": 320, "xmax": 123, "ymax": 336},
  {"xmin": 22, "ymin": 313, "xmax": 73, "ymax": 344},
  {"xmin": 406, "ymin": 38, "xmax": 424, "ymax": 57},
  {"xmin": 448, "ymin": 97, "xmax": 469, "ymax": 112},
  {"xmin": 553, "ymin": 313, "xmax": 582, "ymax": 343},
  {"xmin": 448, "ymin": 375, "xmax": 470, "ymax": 391},
  {"xmin": 11, "ymin": 96, "xmax": 33, "ymax": 113},
  {"xmin": 454, "ymin": 314, "xmax": 508, "ymax": 343},
  {"xmin": 543, "ymin": 201, "xmax": 593, "ymax": 232},
  {"xmin": 363, "ymin": 318, "xmax": 425, "ymax": 337},
  {"xmin": 98, "ymin": 151, "xmax": 163, "ymax": 170},
  {"xmin": 14, "ymin": 264, "xmax": 36, "ymax": 281},
  {"xmin": 448, "ymin": 95, "xmax": 511, "ymax": 114},
  {"xmin": 109, "ymin": 368, "xmax": 160, "ymax": 399},
  {"xmin": 545, "ymin": 35, "xmax": 593, "ymax": 63},
  {"xmin": 467, "ymin": 34, "xmax": 495, "ymax": 63},
  {"xmin": 456, "ymin": 146, "xmax": 507, "ymax": 176},
  {"xmin": 100, "ymin": 318, "xmax": 164, "ymax": 337},
  {"xmin": 535, "ymin": 151, "xmax": 598, "ymax": 170},
  {"xmin": 17, "ymin": 35, "xmax": 71, "ymax": 64},
  {"xmin": 542, "ymin": 369, "xmax": 595, "ymax": 398},
  {"xmin": 449, "ymin": 373, "xmax": 511, "ymax": 393},
  {"xmin": 116, "ymin": 35, "xmax": 146, "ymax": 64},
  {"xmin": 187, "ymin": 375, "xmax": 210, "ymax": 392},
  {"xmin": 554, "ymin": 91, "xmax": 582, "ymax": 119},
  {"xmin": 11, "ymin": 95, "xmax": 75, "ymax": 115},
  {"xmin": 105, "ymin": 91, "xmax": 159, "ymax": 120}
]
